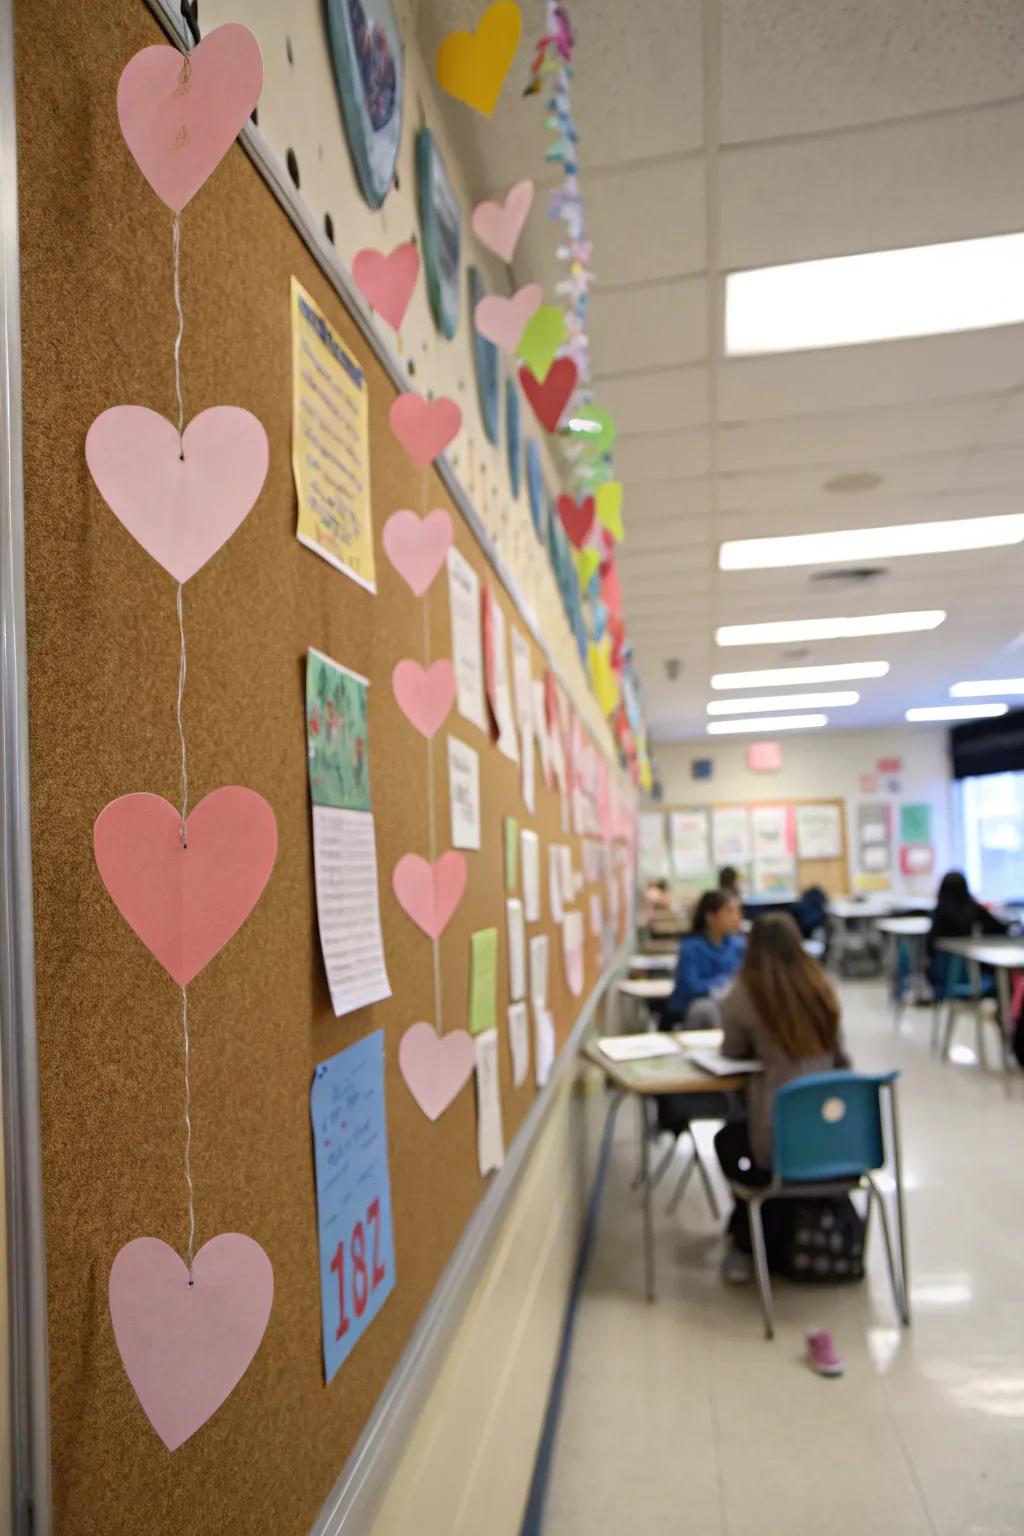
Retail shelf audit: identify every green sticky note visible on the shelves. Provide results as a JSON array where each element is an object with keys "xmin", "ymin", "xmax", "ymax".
[
  {"xmin": 469, "ymin": 928, "xmax": 499, "ymax": 1035},
  {"xmin": 517, "ymin": 305, "xmax": 566, "ymax": 378},
  {"xmin": 900, "ymin": 803, "xmax": 932, "ymax": 844},
  {"xmin": 505, "ymin": 816, "xmax": 519, "ymax": 890}
]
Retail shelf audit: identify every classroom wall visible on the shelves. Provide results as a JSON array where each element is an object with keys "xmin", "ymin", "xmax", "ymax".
[{"xmin": 653, "ymin": 726, "xmax": 954, "ymax": 894}]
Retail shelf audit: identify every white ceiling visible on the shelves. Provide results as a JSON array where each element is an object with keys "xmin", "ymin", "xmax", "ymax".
[{"xmin": 419, "ymin": 0, "xmax": 1024, "ymax": 744}]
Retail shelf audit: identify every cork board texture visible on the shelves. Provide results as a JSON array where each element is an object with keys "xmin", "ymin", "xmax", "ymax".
[{"xmin": 14, "ymin": 2, "xmax": 632, "ymax": 1531}]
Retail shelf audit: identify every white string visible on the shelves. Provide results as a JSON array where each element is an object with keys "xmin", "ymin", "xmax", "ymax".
[
  {"xmin": 172, "ymin": 214, "xmax": 185, "ymax": 452},
  {"xmin": 176, "ymin": 583, "xmax": 189, "ymax": 844},
  {"xmin": 422, "ymin": 499, "xmax": 443, "ymax": 1035},
  {"xmin": 181, "ymin": 985, "xmax": 196, "ymax": 1280}
]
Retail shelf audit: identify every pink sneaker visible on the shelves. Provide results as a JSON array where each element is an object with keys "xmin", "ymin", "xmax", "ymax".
[{"xmin": 806, "ymin": 1329, "xmax": 843, "ymax": 1377}]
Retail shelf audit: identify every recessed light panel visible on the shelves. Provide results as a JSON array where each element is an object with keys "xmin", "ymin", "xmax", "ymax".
[
  {"xmin": 707, "ymin": 714, "xmax": 829, "ymax": 735},
  {"xmin": 725, "ymin": 232, "xmax": 1024, "ymax": 355},
  {"xmin": 716, "ymin": 612, "xmax": 945, "ymax": 647},
  {"xmin": 719, "ymin": 515, "xmax": 1024, "ymax": 572},
  {"xmin": 707, "ymin": 691, "xmax": 859, "ymax": 715},
  {"xmin": 950, "ymin": 679, "xmax": 1024, "ymax": 698},
  {"xmin": 905, "ymin": 704, "xmax": 1008, "ymax": 722},
  {"xmin": 710, "ymin": 661, "xmax": 890, "ymax": 689}
]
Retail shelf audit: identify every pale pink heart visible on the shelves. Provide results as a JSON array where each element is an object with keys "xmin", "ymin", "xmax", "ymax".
[
  {"xmin": 392, "ymin": 851, "xmax": 467, "ymax": 939},
  {"xmin": 389, "ymin": 394, "xmax": 462, "ymax": 468},
  {"xmin": 116, "ymin": 24, "xmax": 263, "ymax": 213},
  {"xmin": 382, "ymin": 508, "xmax": 454, "ymax": 595},
  {"xmin": 352, "ymin": 242, "xmax": 420, "ymax": 331},
  {"xmin": 471, "ymin": 179, "xmax": 534, "ymax": 262},
  {"xmin": 399, "ymin": 1023, "xmax": 475, "ymax": 1121},
  {"xmin": 85, "ymin": 405, "xmax": 268, "ymax": 583},
  {"xmin": 109, "ymin": 1233, "xmax": 273, "ymax": 1451},
  {"xmin": 94, "ymin": 788, "xmax": 278, "ymax": 987},
  {"xmin": 392, "ymin": 659, "xmax": 455, "ymax": 739},
  {"xmin": 474, "ymin": 284, "xmax": 543, "ymax": 354}
]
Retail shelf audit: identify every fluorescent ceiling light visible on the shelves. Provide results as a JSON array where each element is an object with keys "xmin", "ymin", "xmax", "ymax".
[
  {"xmin": 711, "ymin": 661, "xmax": 890, "ymax": 690},
  {"xmin": 725, "ymin": 232, "xmax": 1024, "ymax": 356},
  {"xmin": 950, "ymin": 679, "xmax": 1024, "ymax": 698},
  {"xmin": 707, "ymin": 714, "xmax": 829, "ymax": 735},
  {"xmin": 905, "ymin": 704, "xmax": 1008, "ymax": 722},
  {"xmin": 719, "ymin": 514, "xmax": 1024, "ymax": 572},
  {"xmin": 716, "ymin": 611, "xmax": 945, "ymax": 647},
  {"xmin": 707, "ymin": 691, "xmax": 859, "ymax": 715}
]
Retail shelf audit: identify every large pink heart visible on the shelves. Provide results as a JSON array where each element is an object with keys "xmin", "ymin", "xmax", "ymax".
[
  {"xmin": 85, "ymin": 406, "xmax": 268, "ymax": 583},
  {"xmin": 94, "ymin": 788, "xmax": 278, "ymax": 987},
  {"xmin": 471, "ymin": 179, "xmax": 534, "ymax": 262},
  {"xmin": 392, "ymin": 659, "xmax": 455, "ymax": 740},
  {"xmin": 474, "ymin": 284, "xmax": 542, "ymax": 354},
  {"xmin": 393, "ymin": 851, "xmax": 467, "ymax": 939},
  {"xmin": 389, "ymin": 394, "xmax": 462, "ymax": 469},
  {"xmin": 381, "ymin": 508, "xmax": 453, "ymax": 596},
  {"xmin": 109, "ymin": 1233, "xmax": 273, "ymax": 1451},
  {"xmin": 117, "ymin": 24, "xmax": 263, "ymax": 213},
  {"xmin": 352, "ymin": 242, "xmax": 420, "ymax": 331},
  {"xmin": 399, "ymin": 1023, "xmax": 475, "ymax": 1121}
]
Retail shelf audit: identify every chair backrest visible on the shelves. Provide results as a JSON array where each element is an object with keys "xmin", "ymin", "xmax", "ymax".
[{"xmin": 772, "ymin": 1070, "xmax": 899, "ymax": 1182}]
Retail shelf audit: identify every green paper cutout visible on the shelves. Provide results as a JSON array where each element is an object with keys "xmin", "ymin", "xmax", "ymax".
[
  {"xmin": 469, "ymin": 928, "xmax": 499, "ymax": 1035},
  {"xmin": 505, "ymin": 815, "xmax": 519, "ymax": 890},
  {"xmin": 517, "ymin": 306, "xmax": 567, "ymax": 379}
]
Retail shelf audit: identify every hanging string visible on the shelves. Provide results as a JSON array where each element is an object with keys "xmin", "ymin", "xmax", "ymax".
[
  {"xmin": 422, "ymin": 468, "xmax": 443, "ymax": 1034},
  {"xmin": 176, "ymin": 582, "xmax": 189, "ymax": 846},
  {"xmin": 172, "ymin": 215, "xmax": 186, "ymax": 453},
  {"xmin": 181, "ymin": 986, "xmax": 197, "ymax": 1281}
]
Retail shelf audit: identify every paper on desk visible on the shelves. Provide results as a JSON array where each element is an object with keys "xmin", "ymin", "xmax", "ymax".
[
  {"xmin": 474, "ymin": 1029, "xmax": 505, "ymax": 1174},
  {"xmin": 688, "ymin": 1048, "xmax": 763, "ymax": 1078},
  {"xmin": 507, "ymin": 1001, "xmax": 530, "ymax": 1087},
  {"xmin": 447, "ymin": 736, "xmax": 481, "ymax": 850},
  {"xmin": 447, "ymin": 547, "xmax": 486, "ymax": 730},
  {"xmin": 506, "ymin": 898, "xmax": 526, "ymax": 1001},
  {"xmin": 598, "ymin": 1034, "xmax": 680, "ymax": 1063},
  {"xmin": 521, "ymin": 828, "xmax": 540, "ymax": 921},
  {"xmin": 306, "ymin": 650, "xmax": 391, "ymax": 1017}
]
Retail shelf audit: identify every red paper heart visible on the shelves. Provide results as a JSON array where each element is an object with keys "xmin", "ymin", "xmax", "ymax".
[
  {"xmin": 518, "ymin": 359, "xmax": 578, "ymax": 433},
  {"xmin": 352, "ymin": 242, "xmax": 420, "ymax": 331},
  {"xmin": 556, "ymin": 494, "xmax": 595, "ymax": 550},
  {"xmin": 389, "ymin": 394, "xmax": 462, "ymax": 468}
]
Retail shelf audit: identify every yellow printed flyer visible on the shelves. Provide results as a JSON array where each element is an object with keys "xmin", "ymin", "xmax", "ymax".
[{"xmin": 290, "ymin": 276, "xmax": 376, "ymax": 592}]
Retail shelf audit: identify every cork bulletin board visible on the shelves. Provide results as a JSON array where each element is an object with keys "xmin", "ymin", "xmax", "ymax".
[{"xmin": 13, "ymin": 2, "xmax": 632, "ymax": 1531}]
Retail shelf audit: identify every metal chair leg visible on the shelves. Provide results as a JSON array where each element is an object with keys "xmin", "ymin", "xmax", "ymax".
[
  {"xmin": 975, "ymin": 1008, "xmax": 988, "ymax": 1072},
  {"xmin": 639, "ymin": 1137, "xmax": 677, "ymax": 1195},
  {"xmin": 693, "ymin": 1139, "xmax": 721, "ymax": 1220},
  {"xmin": 930, "ymin": 1001, "xmax": 942, "ymax": 1054},
  {"xmin": 940, "ymin": 1001, "xmax": 956, "ymax": 1062},
  {"xmin": 748, "ymin": 1196, "xmax": 775, "ymax": 1339},
  {"xmin": 867, "ymin": 1177, "xmax": 908, "ymax": 1325},
  {"xmin": 665, "ymin": 1134, "xmax": 697, "ymax": 1215}
]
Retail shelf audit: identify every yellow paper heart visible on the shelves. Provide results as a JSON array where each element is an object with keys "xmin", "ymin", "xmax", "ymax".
[
  {"xmin": 575, "ymin": 546, "xmax": 601, "ymax": 589},
  {"xmin": 588, "ymin": 638, "xmax": 619, "ymax": 717},
  {"xmin": 436, "ymin": 2, "xmax": 523, "ymax": 117},
  {"xmin": 596, "ymin": 481, "xmax": 624, "ymax": 542}
]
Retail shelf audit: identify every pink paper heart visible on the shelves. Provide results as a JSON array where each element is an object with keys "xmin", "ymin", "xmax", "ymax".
[
  {"xmin": 393, "ymin": 851, "xmax": 467, "ymax": 939},
  {"xmin": 471, "ymin": 179, "xmax": 534, "ymax": 262},
  {"xmin": 389, "ymin": 394, "xmax": 462, "ymax": 468},
  {"xmin": 393, "ymin": 659, "xmax": 455, "ymax": 739},
  {"xmin": 474, "ymin": 284, "xmax": 543, "ymax": 354},
  {"xmin": 352, "ymin": 242, "xmax": 420, "ymax": 331},
  {"xmin": 94, "ymin": 788, "xmax": 278, "ymax": 987},
  {"xmin": 399, "ymin": 1023, "xmax": 475, "ymax": 1121},
  {"xmin": 117, "ymin": 24, "xmax": 263, "ymax": 213},
  {"xmin": 109, "ymin": 1233, "xmax": 273, "ymax": 1451},
  {"xmin": 86, "ymin": 406, "xmax": 268, "ymax": 583},
  {"xmin": 382, "ymin": 508, "xmax": 454, "ymax": 595}
]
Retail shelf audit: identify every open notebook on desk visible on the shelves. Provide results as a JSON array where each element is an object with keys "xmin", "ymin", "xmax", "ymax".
[{"xmin": 688, "ymin": 1049, "xmax": 763, "ymax": 1078}]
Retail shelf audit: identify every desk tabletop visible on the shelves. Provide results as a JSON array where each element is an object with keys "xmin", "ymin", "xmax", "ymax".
[
  {"xmin": 626, "ymin": 953, "xmax": 676, "ymax": 974},
  {"xmin": 617, "ymin": 976, "xmax": 674, "ymax": 1000},
  {"xmin": 876, "ymin": 915, "xmax": 932, "ymax": 936},
  {"xmin": 583, "ymin": 1031, "xmax": 748, "ymax": 1095},
  {"xmin": 936, "ymin": 936, "xmax": 1024, "ymax": 968}
]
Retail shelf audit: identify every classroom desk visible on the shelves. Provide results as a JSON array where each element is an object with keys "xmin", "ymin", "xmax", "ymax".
[
  {"xmin": 935, "ymin": 936, "xmax": 1024, "ymax": 1035},
  {"xmin": 626, "ymin": 952, "xmax": 676, "ymax": 975},
  {"xmin": 877, "ymin": 915, "xmax": 932, "ymax": 1017},
  {"xmin": 616, "ymin": 975, "xmax": 673, "ymax": 1032},
  {"xmin": 583, "ymin": 1032, "xmax": 750, "ymax": 1301}
]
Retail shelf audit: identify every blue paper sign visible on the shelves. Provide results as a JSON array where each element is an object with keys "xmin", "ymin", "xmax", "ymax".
[{"xmin": 311, "ymin": 1031, "xmax": 395, "ymax": 1383}]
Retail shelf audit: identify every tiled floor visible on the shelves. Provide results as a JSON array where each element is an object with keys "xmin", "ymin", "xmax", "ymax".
[{"xmin": 544, "ymin": 981, "xmax": 1024, "ymax": 1535}]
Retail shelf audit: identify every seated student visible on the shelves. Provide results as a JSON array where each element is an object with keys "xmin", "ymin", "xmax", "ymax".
[
  {"xmin": 927, "ymin": 869, "xmax": 1008, "ymax": 958},
  {"xmin": 718, "ymin": 865, "xmax": 741, "ymax": 902},
  {"xmin": 641, "ymin": 877, "xmax": 673, "ymax": 927},
  {"xmin": 661, "ymin": 888, "xmax": 745, "ymax": 1029},
  {"xmin": 713, "ymin": 913, "xmax": 850, "ymax": 1283}
]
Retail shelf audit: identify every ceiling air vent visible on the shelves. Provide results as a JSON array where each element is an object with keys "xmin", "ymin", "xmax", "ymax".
[{"xmin": 808, "ymin": 565, "xmax": 888, "ymax": 591}]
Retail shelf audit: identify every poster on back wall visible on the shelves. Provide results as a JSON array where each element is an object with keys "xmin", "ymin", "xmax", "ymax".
[
  {"xmin": 751, "ymin": 805, "xmax": 796, "ymax": 896},
  {"xmin": 796, "ymin": 803, "xmax": 842, "ymax": 860},
  {"xmin": 711, "ymin": 806, "xmax": 751, "ymax": 869},
  {"xmin": 670, "ymin": 810, "xmax": 711, "ymax": 880}
]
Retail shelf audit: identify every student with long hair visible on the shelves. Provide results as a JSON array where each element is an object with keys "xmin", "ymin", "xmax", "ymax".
[
  {"xmin": 927, "ymin": 869, "xmax": 1007, "ymax": 957},
  {"xmin": 714, "ymin": 913, "xmax": 849, "ymax": 1283},
  {"xmin": 661, "ymin": 887, "xmax": 744, "ymax": 1028}
]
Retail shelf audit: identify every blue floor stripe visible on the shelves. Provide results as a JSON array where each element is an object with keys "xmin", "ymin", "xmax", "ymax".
[{"xmin": 520, "ymin": 1089, "xmax": 623, "ymax": 1536}]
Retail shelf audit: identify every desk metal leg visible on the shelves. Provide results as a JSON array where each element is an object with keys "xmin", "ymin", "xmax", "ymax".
[{"xmin": 640, "ymin": 1100, "xmax": 655, "ymax": 1302}]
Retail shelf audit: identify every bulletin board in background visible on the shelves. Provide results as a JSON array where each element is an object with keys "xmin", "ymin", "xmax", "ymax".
[
  {"xmin": 13, "ymin": 3, "xmax": 634, "ymax": 1531},
  {"xmin": 650, "ymin": 799, "xmax": 850, "ymax": 899}
]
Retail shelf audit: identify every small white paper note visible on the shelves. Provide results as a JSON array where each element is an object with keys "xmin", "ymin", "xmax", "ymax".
[
  {"xmin": 485, "ymin": 590, "xmax": 519, "ymax": 763},
  {"xmin": 506, "ymin": 897, "xmax": 526, "ymax": 1001},
  {"xmin": 508, "ymin": 1000, "xmax": 530, "ymax": 1088},
  {"xmin": 447, "ymin": 547, "xmax": 486, "ymax": 730},
  {"xmin": 521, "ymin": 828, "xmax": 541, "ymax": 922},
  {"xmin": 559, "ymin": 845, "xmax": 574, "ymax": 906},
  {"xmin": 562, "ymin": 909, "xmax": 585, "ymax": 998},
  {"xmin": 531, "ymin": 680, "xmax": 552, "ymax": 788},
  {"xmin": 589, "ymin": 892, "xmax": 603, "ymax": 937},
  {"xmin": 312, "ymin": 807, "xmax": 392, "ymax": 1016},
  {"xmin": 447, "ymin": 736, "xmax": 481, "ymax": 850},
  {"xmin": 549, "ymin": 844, "xmax": 564, "ymax": 923},
  {"xmin": 533, "ymin": 1004, "xmax": 555, "ymax": 1087},
  {"xmin": 474, "ymin": 1029, "xmax": 505, "ymax": 1174}
]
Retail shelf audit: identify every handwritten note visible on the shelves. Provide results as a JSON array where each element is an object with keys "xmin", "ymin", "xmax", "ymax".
[
  {"xmin": 533, "ymin": 1005, "xmax": 555, "ymax": 1087},
  {"xmin": 548, "ymin": 844, "xmax": 564, "ymax": 923},
  {"xmin": 447, "ymin": 736, "xmax": 481, "ymax": 850},
  {"xmin": 521, "ymin": 828, "xmax": 540, "ymax": 921},
  {"xmin": 506, "ymin": 897, "xmax": 525, "ymax": 1001},
  {"xmin": 482, "ymin": 585, "xmax": 519, "ymax": 762},
  {"xmin": 529, "ymin": 933, "xmax": 549, "ymax": 1009},
  {"xmin": 306, "ymin": 650, "xmax": 391, "ymax": 1017},
  {"xmin": 507, "ymin": 1001, "xmax": 530, "ymax": 1087},
  {"xmin": 474, "ymin": 1030, "xmax": 505, "ymax": 1174},
  {"xmin": 447, "ymin": 547, "xmax": 486, "ymax": 730},
  {"xmin": 291, "ymin": 278, "xmax": 375, "ymax": 591},
  {"xmin": 310, "ymin": 1032, "xmax": 395, "ymax": 1383}
]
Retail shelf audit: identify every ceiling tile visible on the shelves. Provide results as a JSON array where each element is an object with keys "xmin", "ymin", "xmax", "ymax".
[
  {"xmin": 593, "ymin": 367, "xmax": 708, "ymax": 434},
  {"xmin": 615, "ymin": 427, "xmax": 711, "ymax": 482},
  {"xmin": 720, "ymin": 0, "xmax": 1024, "ymax": 143},
  {"xmin": 589, "ymin": 277, "xmax": 707, "ymax": 373}
]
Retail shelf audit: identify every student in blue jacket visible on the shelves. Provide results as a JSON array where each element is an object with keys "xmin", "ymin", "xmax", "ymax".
[{"xmin": 664, "ymin": 888, "xmax": 745, "ymax": 1028}]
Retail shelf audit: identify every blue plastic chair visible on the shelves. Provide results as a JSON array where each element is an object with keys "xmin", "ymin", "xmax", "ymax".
[{"xmin": 729, "ymin": 1070, "xmax": 910, "ymax": 1338}]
